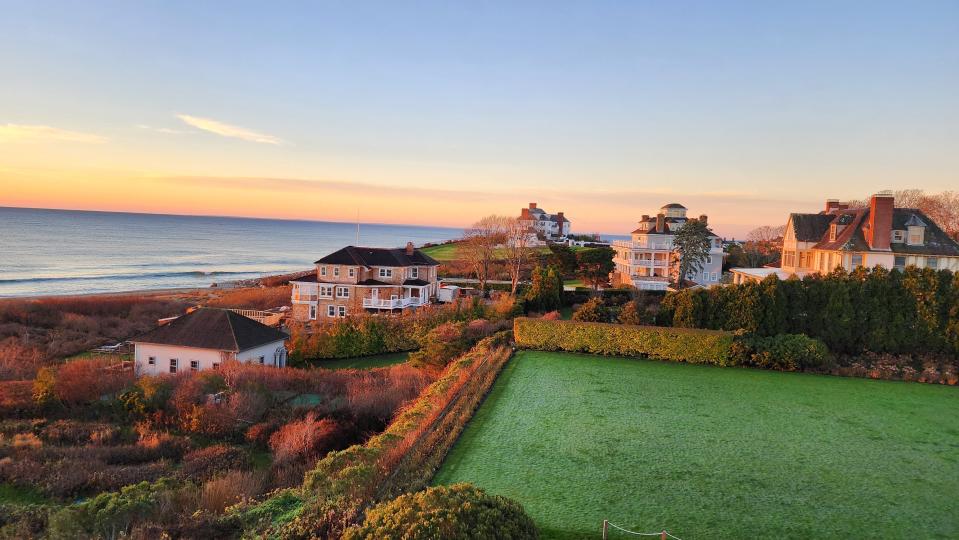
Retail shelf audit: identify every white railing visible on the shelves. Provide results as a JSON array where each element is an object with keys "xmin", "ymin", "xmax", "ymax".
[
  {"xmin": 228, "ymin": 309, "xmax": 284, "ymax": 327},
  {"xmin": 362, "ymin": 297, "xmax": 428, "ymax": 309},
  {"xmin": 612, "ymin": 239, "xmax": 673, "ymax": 250}
]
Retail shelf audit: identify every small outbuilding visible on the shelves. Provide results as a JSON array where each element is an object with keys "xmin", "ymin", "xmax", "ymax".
[{"xmin": 131, "ymin": 308, "xmax": 288, "ymax": 376}]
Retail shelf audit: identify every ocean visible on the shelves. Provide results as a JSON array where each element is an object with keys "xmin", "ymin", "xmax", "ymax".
[{"xmin": 0, "ymin": 207, "xmax": 462, "ymax": 297}]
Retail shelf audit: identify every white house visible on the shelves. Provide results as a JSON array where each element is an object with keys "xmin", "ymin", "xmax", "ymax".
[
  {"xmin": 518, "ymin": 203, "xmax": 571, "ymax": 240},
  {"xmin": 611, "ymin": 203, "xmax": 725, "ymax": 290},
  {"xmin": 131, "ymin": 308, "xmax": 288, "ymax": 376}
]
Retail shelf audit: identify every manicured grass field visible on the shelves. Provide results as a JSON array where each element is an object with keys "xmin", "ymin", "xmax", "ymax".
[
  {"xmin": 312, "ymin": 352, "xmax": 409, "ymax": 370},
  {"xmin": 421, "ymin": 243, "xmax": 462, "ymax": 261},
  {"xmin": 434, "ymin": 351, "xmax": 959, "ymax": 539}
]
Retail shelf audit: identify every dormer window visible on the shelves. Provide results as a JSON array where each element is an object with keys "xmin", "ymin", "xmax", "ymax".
[
  {"xmin": 907, "ymin": 226, "xmax": 924, "ymax": 246},
  {"xmin": 829, "ymin": 224, "xmax": 838, "ymax": 242},
  {"xmin": 891, "ymin": 230, "xmax": 905, "ymax": 243}
]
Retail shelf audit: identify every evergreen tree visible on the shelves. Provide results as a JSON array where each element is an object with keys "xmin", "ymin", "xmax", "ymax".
[{"xmin": 671, "ymin": 219, "xmax": 712, "ymax": 288}]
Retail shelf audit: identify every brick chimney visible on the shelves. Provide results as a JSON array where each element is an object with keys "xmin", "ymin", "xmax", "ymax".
[
  {"xmin": 529, "ymin": 202, "xmax": 537, "ymax": 209},
  {"xmin": 837, "ymin": 202, "xmax": 849, "ymax": 211},
  {"xmin": 556, "ymin": 211, "xmax": 564, "ymax": 222},
  {"xmin": 520, "ymin": 208, "xmax": 530, "ymax": 219},
  {"xmin": 825, "ymin": 199, "xmax": 840, "ymax": 213},
  {"xmin": 867, "ymin": 192, "xmax": 894, "ymax": 251},
  {"xmin": 699, "ymin": 214, "xmax": 708, "ymax": 225},
  {"xmin": 656, "ymin": 213, "xmax": 665, "ymax": 233},
  {"xmin": 405, "ymin": 241, "xmax": 415, "ymax": 256},
  {"xmin": 641, "ymin": 214, "xmax": 649, "ymax": 222}
]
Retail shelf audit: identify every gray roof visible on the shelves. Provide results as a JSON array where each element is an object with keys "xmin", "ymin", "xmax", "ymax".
[
  {"xmin": 133, "ymin": 308, "xmax": 287, "ymax": 352},
  {"xmin": 314, "ymin": 246, "xmax": 439, "ymax": 267}
]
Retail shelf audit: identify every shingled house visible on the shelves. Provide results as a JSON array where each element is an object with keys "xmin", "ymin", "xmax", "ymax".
[
  {"xmin": 518, "ymin": 202, "xmax": 571, "ymax": 240},
  {"xmin": 290, "ymin": 243, "xmax": 440, "ymax": 321},
  {"xmin": 131, "ymin": 308, "xmax": 289, "ymax": 376},
  {"xmin": 732, "ymin": 191, "xmax": 959, "ymax": 284}
]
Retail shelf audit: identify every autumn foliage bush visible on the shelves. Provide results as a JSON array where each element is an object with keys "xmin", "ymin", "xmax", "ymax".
[
  {"xmin": 32, "ymin": 357, "xmax": 133, "ymax": 406},
  {"xmin": 180, "ymin": 444, "xmax": 253, "ymax": 481}
]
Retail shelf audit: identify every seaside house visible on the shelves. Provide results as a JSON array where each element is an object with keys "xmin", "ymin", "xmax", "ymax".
[
  {"xmin": 611, "ymin": 203, "xmax": 724, "ymax": 290},
  {"xmin": 518, "ymin": 203, "xmax": 571, "ymax": 240},
  {"xmin": 730, "ymin": 191, "xmax": 959, "ymax": 284},
  {"xmin": 290, "ymin": 243, "xmax": 440, "ymax": 321},
  {"xmin": 131, "ymin": 308, "xmax": 288, "ymax": 376}
]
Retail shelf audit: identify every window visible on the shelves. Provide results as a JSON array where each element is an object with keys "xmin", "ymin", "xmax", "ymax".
[
  {"xmin": 308, "ymin": 304, "xmax": 317, "ymax": 320},
  {"xmin": 320, "ymin": 266, "xmax": 327, "ymax": 276},
  {"xmin": 851, "ymin": 254, "xmax": 863, "ymax": 268},
  {"xmin": 378, "ymin": 268, "xmax": 393, "ymax": 278},
  {"xmin": 147, "ymin": 356, "xmax": 156, "ymax": 366},
  {"xmin": 891, "ymin": 230, "xmax": 905, "ymax": 243},
  {"xmin": 829, "ymin": 224, "xmax": 837, "ymax": 242},
  {"xmin": 333, "ymin": 266, "xmax": 340, "ymax": 277},
  {"xmin": 908, "ymin": 226, "xmax": 924, "ymax": 245},
  {"xmin": 705, "ymin": 255, "xmax": 713, "ymax": 265},
  {"xmin": 327, "ymin": 305, "xmax": 336, "ymax": 317},
  {"xmin": 894, "ymin": 256, "xmax": 906, "ymax": 270},
  {"xmin": 348, "ymin": 267, "xmax": 355, "ymax": 278},
  {"xmin": 319, "ymin": 285, "xmax": 333, "ymax": 298},
  {"xmin": 169, "ymin": 358, "xmax": 178, "ymax": 374},
  {"xmin": 409, "ymin": 267, "xmax": 418, "ymax": 279},
  {"xmin": 258, "ymin": 356, "xmax": 265, "ymax": 365},
  {"xmin": 711, "ymin": 272, "xmax": 718, "ymax": 282},
  {"xmin": 927, "ymin": 257, "xmax": 939, "ymax": 269},
  {"xmin": 190, "ymin": 360, "xmax": 199, "ymax": 372},
  {"xmin": 212, "ymin": 362, "xmax": 220, "ymax": 370},
  {"xmin": 338, "ymin": 306, "xmax": 347, "ymax": 317},
  {"xmin": 336, "ymin": 286, "xmax": 350, "ymax": 298}
]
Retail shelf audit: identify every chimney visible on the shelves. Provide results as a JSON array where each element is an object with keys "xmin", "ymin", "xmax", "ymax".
[
  {"xmin": 405, "ymin": 241, "xmax": 415, "ymax": 256},
  {"xmin": 867, "ymin": 191, "xmax": 894, "ymax": 251},
  {"xmin": 656, "ymin": 213, "xmax": 665, "ymax": 233},
  {"xmin": 529, "ymin": 202, "xmax": 537, "ymax": 209},
  {"xmin": 641, "ymin": 214, "xmax": 649, "ymax": 222},
  {"xmin": 556, "ymin": 211, "xmax": 564, "ymax": 223},
  {"xmin": 699, "ymin": 214, "xmax": 708, "ymax": 225},
  {"xmin": 825, "ymin": 199, "xmax": 840, "ymax": 213},
  {"xmin": 837, "ymin": 202, "xmax": 849, "ymax": 211},
  {"xmin": 520, "ymin": 208, "xmax": 530, "ymax": 219}
]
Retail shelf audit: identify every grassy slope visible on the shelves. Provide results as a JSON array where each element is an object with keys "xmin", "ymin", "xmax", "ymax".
[
  {"xmin": 312, "ymin": 352, "xmax": 409, "ymax": 370},
  {"xmin": 421, "ymin": 242, "xmax": 554, "ymax": 262},
  {"xmin": 434, "ymin": 351, "xmax": 959, "ymax": 539}
]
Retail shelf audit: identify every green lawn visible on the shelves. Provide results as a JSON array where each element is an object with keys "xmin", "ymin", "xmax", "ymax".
[
  {"xmin": 434, "ymin": 351, "xmax": 959, "ymax": 539},
  {"xmin": 421, "ymin": 243, "xmax": 462, "ymax": 261},
  {"xmin": 312, "ymin": 352, "xmax": 409, "ymax": 370}
]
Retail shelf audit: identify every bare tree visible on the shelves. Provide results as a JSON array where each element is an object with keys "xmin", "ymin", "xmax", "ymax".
[
  {"xmin": 458, "ymin": 215, "xmax": 509, "ymax": 293},
  {"xmin": 741, "ymin": 224, "xmax": 785, "ymax": 267},
  {"xmin": 847, "ymin": 190, "xmax": 959, "ymax": 237},
  {"xmin": 502, "ymin": 219, "xmax": 534, "ymax": 296}
]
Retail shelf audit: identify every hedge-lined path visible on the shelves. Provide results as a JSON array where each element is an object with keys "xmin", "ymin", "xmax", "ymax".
[{"xmin": 433, "ymin": 351, "xmax": 959, "ymax": 539}]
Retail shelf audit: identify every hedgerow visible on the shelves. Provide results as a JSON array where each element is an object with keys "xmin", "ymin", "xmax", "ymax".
[{"xmin": 514, "ymin": 317, "xmax": 736, "ymax": 366}]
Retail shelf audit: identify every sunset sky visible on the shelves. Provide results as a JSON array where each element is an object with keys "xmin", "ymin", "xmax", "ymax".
[{"xmin": 1, "ymin": 1, "xmax": 957, "ymax": 238}]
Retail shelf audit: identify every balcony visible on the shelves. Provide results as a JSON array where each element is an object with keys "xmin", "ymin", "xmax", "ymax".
[
  {"xmin": 612, "ymin": 239, "xmax": 674, "ymax": 251},
  {"xmin": 363, "ymin": 297, "xmax": 428, "ymax": 309}
]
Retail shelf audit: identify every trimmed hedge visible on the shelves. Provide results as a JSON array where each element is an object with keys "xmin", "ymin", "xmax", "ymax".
[{"xmin": 514, "ymin": 317, "xmax": 735, "ymax": 366}]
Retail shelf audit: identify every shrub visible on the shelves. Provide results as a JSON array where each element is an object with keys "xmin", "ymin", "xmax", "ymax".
[
  {"xmin": 39, "ymin": 420, "xmax": 120, "ymax": 446},
  {"xmin": 46, "ymin": 478, "xmax": 180, "ymax": 538},
  {"xmin": 269, "ymin": 414, "xmax": 346, "ymax": 465},
  {"xmin": 618, "ymin": 300, "xmax": 647, "ymax": 326},
  {"xmin": 572, "ymin": 297, "xmax": 609, "ymax": 322},
  {"xmin": 180, "ymin": 445, "xmax": 252, "ymax": 481},
  {"xmin": 733, "ymin": 332, "xmax": 831, "ymax": 371},
  {"xmin": 342, "ymin": 483, "xmax": 538, "ymax": 540},
  {"xmin": 199, "ymin": 470, "xmax": 266, "ymax": 513},
  {"xmin": 514, "ymin": 318, "xmax": 735, "ymax": 365}
]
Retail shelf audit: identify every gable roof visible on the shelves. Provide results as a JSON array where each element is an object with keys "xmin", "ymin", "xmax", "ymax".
[
  {"xmin": 314, "ymin": 246, "xmax": 439, "ymax": 267},
  {"xmin": 132, "ymin": 308, "xmax": 287, "ymax": 352},
  {"xmin": 788, "ymin": 213, "xmax": 834, "ymax": 242}
]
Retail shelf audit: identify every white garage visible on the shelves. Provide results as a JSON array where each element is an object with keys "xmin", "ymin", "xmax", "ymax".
[{"xmin": 132, "ymin": 308, "xmax": 288, "ymax": 377}]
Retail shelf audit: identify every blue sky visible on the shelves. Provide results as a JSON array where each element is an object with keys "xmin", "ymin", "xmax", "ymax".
[{"xmin": 1, "ymin": 1, "xmax": 957, "ymax": 237}]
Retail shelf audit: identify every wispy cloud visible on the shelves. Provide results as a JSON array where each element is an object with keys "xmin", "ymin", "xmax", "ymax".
[
  {"xmin": 0, "ymin": 124, "xmax": 106, "ymax": 144},
  {"xmin": 175, "ymin": 114, "xmax": 284, "ymax": 145},
  {"xmin": 136, "ymin": 124, "xmax": 193, "ymax": 135}
]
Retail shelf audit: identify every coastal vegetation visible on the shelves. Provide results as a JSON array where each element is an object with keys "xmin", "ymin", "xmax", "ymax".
[{"xmin": 433, "ymin": 350, "xmax": 959, "ymax": 539}]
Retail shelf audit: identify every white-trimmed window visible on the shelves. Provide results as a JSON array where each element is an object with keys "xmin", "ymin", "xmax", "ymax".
[
  {"xmin": 320, "ymin": 266, "xmax": 327, "ymax": 276},
  {"xmin": 851, "ymin": 254, "xmax": 863, "ymax": 268},
  {"xmin": 212, "ymin": 362, "xmax": 220, "ymax": 370},
  {"xmin": 327, "ymin": 305, "xmax": 336, "ymax": 317},
  {"xmin": 908, "ymin": 226, "xmax": 924, "ymax": 246},
  {"xmin": 148, "ymin": 356, "xmax": 156, "ymax": 366},
  {"xmin": 378, "ymin": 268, "xmax": 393, "ymax": 278},
  {"xmin": 891, "ymin": 230, "xmax": 905, "ymax": 243},
  {"xmin": 258, "ymin": 356, "xmax": 265, "ymax": 365},
  {"xmin": 333, "ymin": 266, "xmax": 340, "ymax": 277},
  {"xmin": 319, "ymin": 285, "xmax": 334, "ymax": 298},
  {"xmin": 829, "ymin": 224, "xmax": 838, "ymax": 242},
  {"xmin": 338, "ymin": 306, "xmax": 347, "ymax": 317},
  {"xmin": 409, "ymin": 267, "xmax": 419, "ymax": 279},
  {"xmin": 309, "ymin": 304, "xmax": 317, "ymax": 320},
  {"xmin": 927, "ymin": 257, "xmax": 938, "ymax": 269},
  {"xmin": 348, "ymin": 267, "xmax": 355, "ymax": 278},
  {"xmin": 190, "ymin": 360, "xmax": 199, "ymax": 372},
  {"xmin": 336, "ymin": 286, "xmax": 350, "ymax": 298},
  {"xmin": 894, "ymin": 256, "xmax": 906, "ymax": 270},
  {"xmin": 169, "ymin": 358, "xmax": 178, "ymax": 374}
]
